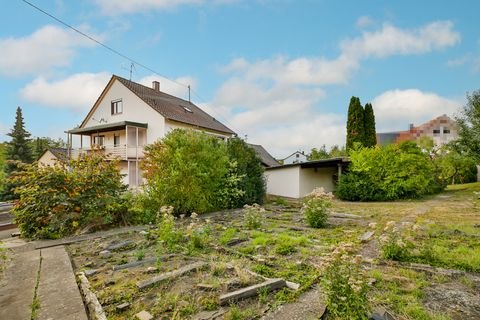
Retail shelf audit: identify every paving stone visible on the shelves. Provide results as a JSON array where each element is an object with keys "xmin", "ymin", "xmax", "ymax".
[
  {"xmin": 107, "ymin": 240, "xmax": 134, "ymax": 251},
  {"xmin": 84, "ymin": 269, "xmax": 97, "ymax": 277},
  {"xmin": 137, "ymin": 261, "xmax": 208, "ymax": 290},
  {"xmin": 38, "ymin": 246, "xmax": 88, "ymax": 320},
  {"xmin": 0, "ymin": 250, "xmax": 40, "ymax": 320},
  {"xmin": 220, "ymin": 278, "xmax": 287, "ymax": 305},
  {"xmin": 135, "ymin": 310, "xmax": 154, "ymax": 320},
  {"xmin": 116, "ymin": 302, "xmax": 130, "ymax": 311},
  {"xmin": 99, "ymin": 250, "xmax": 111, "ymax": 258},
  {"xmin": 360, "ymin": 231, "xmax": 375, "ymax": 243}
]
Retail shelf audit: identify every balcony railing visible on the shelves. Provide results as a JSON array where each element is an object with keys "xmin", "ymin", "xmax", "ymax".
[{"xmin": 69, "ymin": 144, "xmax": 144, "ymax": 160}]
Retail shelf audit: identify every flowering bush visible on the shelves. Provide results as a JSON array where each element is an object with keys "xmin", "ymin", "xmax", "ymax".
[
  {"xmin": 12, "ymin": 153, "xmax": 127, "ymax": 239},
  {"xmin": 156, "ymin": 206, "xmax": 183, "ymax": 253},
  {"xmin": 322, "ymin": 243, "xmax": 369, "ymax": 319},
  {"xmin": 302, "ymin": 188, "xmax": 333, "ymax": 228},
  {"xmin": 379, "ymin": 221, "xmax": 413, "ymax": 261},
  {"xmin": 243, "ymin": 203, "xmax": 265, "ymax": 229},
  {"xmin": 185, "ymin": 212, "xmax": 212, "ymax": 253}
]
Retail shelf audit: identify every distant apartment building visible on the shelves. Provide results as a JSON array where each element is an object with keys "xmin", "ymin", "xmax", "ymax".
[{"xmin": 377, "ymin": 114, "xmax": 458, "ymax": 146}]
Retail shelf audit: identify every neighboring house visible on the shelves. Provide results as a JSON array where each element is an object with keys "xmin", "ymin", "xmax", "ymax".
[
  {"xmin": 265, "ymin": 158, "xmax": 350, "ymax": 198},
  {"xmin": 38, "ymin": 148, "xmax": 68, "ymax": 166},
  {"xmin": 280, "ymin": 151, "xmax": 308, "ymax": 165},
  {"xmin": 247, "ymin": 143, "xmax": 280, "ymax": 168},
  {"xmin": 67, "ymin": 75, "xmax": 235, "ymax": 187},
  {"xmin": 377, "ymin": 114, "xmax": 458, "ymax": 146}
]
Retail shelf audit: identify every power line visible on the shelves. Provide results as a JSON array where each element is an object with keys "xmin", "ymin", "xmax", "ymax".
[
  {"xmin": 20, "ymin": 0, "xmax": 187, "ymax": 89},
  {"xmin": 21, "ymin": 0, "xmax": 241, "ymax": 135}
]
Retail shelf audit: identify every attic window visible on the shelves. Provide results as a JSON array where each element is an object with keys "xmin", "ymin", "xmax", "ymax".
[
  {"xmin": 111, "ymin": 99, "xmax": 123, "ymax": 115},
  {"xmin": 183, "ymin": 106, "xmax": 193, "ymax": 113}
]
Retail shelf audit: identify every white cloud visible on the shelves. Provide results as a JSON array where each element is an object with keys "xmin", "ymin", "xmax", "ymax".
[
  {"xmin": 341, "ymin": 21, "xmax": 460, "ymax": 59},
  {"xmin": 20, "ymin": 73, "xmax": 111, "ymax": 112},
  {"xmin": 356, "ymin": 16, "xmax": 374, "ymax": 28},
  {"xmin": 94, "ymin": 0, "xmax": 236, "ymax": 15},
  {"xmin": 208, "ymin": 20, "xmax": 460, "ymax": 156},
  {"xmin": 0, "ymin": 25, "xmax": 101, "ymax": 77},
  {"xmin": 138, "ymin": 75, "xmax": 197, "ymax": 100},
  {"xmin": 372, "ymin": 89, "xmax": 462, "ymax": 131}
]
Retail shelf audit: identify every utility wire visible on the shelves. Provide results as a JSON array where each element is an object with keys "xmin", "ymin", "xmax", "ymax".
[
  {"xmin": 21, "ymin": 0, "xmax": 186, "ymax": 88},
  {"xmin": 21, "ymin": 0, "xmax": 241, "ymax": 135}
]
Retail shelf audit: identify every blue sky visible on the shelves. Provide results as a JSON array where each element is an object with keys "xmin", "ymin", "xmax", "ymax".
[{"xmin": 1, "ymin": 0, "xmax": 479, "ymax": 157}]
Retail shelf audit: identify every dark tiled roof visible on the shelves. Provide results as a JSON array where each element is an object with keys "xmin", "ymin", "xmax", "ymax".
[
  {"xmin": 42, "ymin": 148, "xmax": 68, "ymax": 161},
  {"xmin": 248, "ymin": 143, "xmax": 280, "ymax": 167},
  {"xmin": 114, "ymin": 75, "xmax": 235, "ymax": 135}
]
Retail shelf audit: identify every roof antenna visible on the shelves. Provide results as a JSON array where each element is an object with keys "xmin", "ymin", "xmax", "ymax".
[
  {"xmin": 188, "ymin": 85, "xmax": 191, "ymax": 103},
  {"xmin": 129, "ymin": 62, "xmax": 135, "ymax": 81}
]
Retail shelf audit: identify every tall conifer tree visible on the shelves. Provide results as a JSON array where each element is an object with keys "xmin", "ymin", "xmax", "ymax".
[
  {"xmin": 1, "ymin": 107, "xmax": 33, "ymax": 201},
  {"xmin": 346, "ymin": 96, "xmax": 365, "ymax": 151},
  {"xmin": 363, "ymin": 103, "xmax": 377, "ymax": 147}
]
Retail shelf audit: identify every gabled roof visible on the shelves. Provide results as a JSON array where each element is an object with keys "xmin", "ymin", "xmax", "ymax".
[
  {"xmin": 247, "ymin": 143, "xmax": 280, "ymax": 167},
  {"xmin": 81, "ymin": 75, "xmax": 234, "ymax": 135},
  {"xmin": 38, "ymin": 148, "xmax": 68, "ymax": 162}
]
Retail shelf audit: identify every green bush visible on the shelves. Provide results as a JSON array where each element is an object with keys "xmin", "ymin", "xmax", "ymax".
[
  {"xmin": 336, "ymin": 142, "xmax": 443, "ymax": 201},
  {"xmin": 143, "ymin": 129, "xmax": 230, "ymax": 215},
  {"xmin": 302, "ymin": 188, "xmax": 332, "ymax": 228},
  {"xmin": 226, "ymin": 138, "xmax": 266, "ymax": 206},
  {"xmin": 11, "ymin": 153, "xmax": 127, "ymax": 239}
]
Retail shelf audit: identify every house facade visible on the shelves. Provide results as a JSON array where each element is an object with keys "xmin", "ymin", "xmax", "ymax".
[
  {"xmin": 280, "ymin": 151, "xmax": 308, "ymax": 165},
  {"xmin": 67, "ymin": 75, "xmax": 235, "ymax": 187},
  {"xmin": 377, "ymin": 114, "xmax": 458, "ymax": 146}
]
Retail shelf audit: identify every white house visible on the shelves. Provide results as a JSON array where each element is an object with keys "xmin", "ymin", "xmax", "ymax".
[
  {"xmin": 67, "ymin": 75, "xmax": 235, "ymax": 186},
  {"xmin": 280, "ymin": 151, "xmax": 308, "ymax": 165},
  {"xmin": 38, "ymin": 148, "xmax": 68, "ymax": 167},
  {"xmin": 265, "ymin": 158, "xmax": 349, "ymax": 198}
]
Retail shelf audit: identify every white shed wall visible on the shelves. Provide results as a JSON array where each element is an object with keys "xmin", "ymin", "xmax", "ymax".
[
  {"xmin": 38, "ymin": 150, "xmax": 58, "ymax": 167},
  {"xmin": 265, "ymin": 166, "xmax": 300, "ymax": 198}
]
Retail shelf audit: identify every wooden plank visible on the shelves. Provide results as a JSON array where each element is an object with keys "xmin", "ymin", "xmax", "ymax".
[
  {"xmin": 219, "ymin": 278, "xmax": 286, "ymax": 305},
  {"xmin": 137, "ymin": 261, "xmax": 208, "ymax": 290}
]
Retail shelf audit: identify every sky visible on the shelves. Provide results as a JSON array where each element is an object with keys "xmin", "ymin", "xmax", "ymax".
[{"xmin": 0, "ymin": 0, "xmax": 479, "ymax": 158}]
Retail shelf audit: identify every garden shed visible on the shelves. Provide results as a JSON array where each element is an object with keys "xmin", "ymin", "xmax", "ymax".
[{"xmin": 264, "ymin": 158, "xmax": 350, "ymax": 198}]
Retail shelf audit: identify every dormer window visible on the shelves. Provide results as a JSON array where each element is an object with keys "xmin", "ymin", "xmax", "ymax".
[{"xmin": 111, "ymin": 99, "xmax": 123, "ymax": 115}]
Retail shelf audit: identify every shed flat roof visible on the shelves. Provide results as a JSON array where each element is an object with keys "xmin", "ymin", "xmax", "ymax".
[{"xmin": 265, "ymin": 157, "xmax": 350, "ymax": 170}]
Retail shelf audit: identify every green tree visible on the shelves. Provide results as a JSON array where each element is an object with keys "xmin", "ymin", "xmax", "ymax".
[
  {"xmin": 30, "ymin": 137, "xmax": 66, "ymax": 160},
  {"xmin": 363, "ymin": 103, "xmax": 377, "ymax": 147},
  {"xmin": 5, "ymin": 107, "xmax": 33, "ymax": 169},
  {"xmin": 455, "ymin": 89, "xmax": 480, "ymax": 160},
  {"xmin": 142, "ymin": 129, "xmax": 230, "ymax": 215},
  {"xmin": 329, "ymin": 145, "xmax": 348, "ymax": 158},
  {"xmin": 1, "ymin": 107, "xmax": 33, "ymax": 201},
  {"xmin": 226, "ymin": 138, "xmax": 265, "ymax": 207},
  {"xmin": 346, "ymin": 96, "xmax": 365, "ymax": 151},
  {"xmin": 309, "ymin": 145, "xmax": 330, "ymax": 160}
]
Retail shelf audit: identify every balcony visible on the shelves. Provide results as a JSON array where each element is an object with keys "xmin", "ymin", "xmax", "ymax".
[{"xmin": 69, "ymin": 144, "xmax": 146, "ymax": 160}]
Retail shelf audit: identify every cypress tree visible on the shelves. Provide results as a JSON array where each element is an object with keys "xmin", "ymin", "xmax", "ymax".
[
  {"xmin": 363, "ymin": 103, "xmax": 377, "ymax": 147},
  {"xmin": 346, "ymin": 96, "xmax": 365, "ymax": 151}
]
